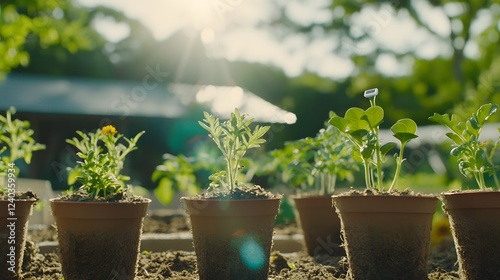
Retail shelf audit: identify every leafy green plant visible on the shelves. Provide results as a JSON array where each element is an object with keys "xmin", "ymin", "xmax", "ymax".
[
  {"xmin": 198, "ymin": 109, "xmax": 270, "ymax": 191},
  {"xmin": 152, "ymin": 153, "xmax": 199, "ymax": 205},
  {"xmin": 66, "ymin": 125, "xmax": 144, "ymax": 198},
  {"xmin": 269, "ymin": 113, "xmax": 358, "ymax": 195},
  {"xmin": 0, "ymin": 107, "xmax": 45, "ymax": 187},
  {"xmin": 329, "ymin": 88, "xmax": 418, "ymax": 192},
  {"xmin": 271, "ymin": 136, "xmax": 316, "ymax": 190},
  {"xmin": 429, "ymin": 103, "xmax": 499, "ymax": 190},
  {"xmin": 314, "ymin": 122, "xmax": 359, "ymax": 194}
]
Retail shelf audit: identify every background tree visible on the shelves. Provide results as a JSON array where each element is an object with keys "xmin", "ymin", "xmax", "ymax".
[
  {"xmin": 270, "ymin": 0, "xmax": 500, "ymax": 122},
  {"xmin": 0, "ymin": 0, "xmax": 98, "ymax": 77}
]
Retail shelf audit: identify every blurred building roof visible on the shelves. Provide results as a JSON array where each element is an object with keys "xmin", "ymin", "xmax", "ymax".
[{"xmin": 0, "ymin": 74, "xmax": 296, "ymax": 124}]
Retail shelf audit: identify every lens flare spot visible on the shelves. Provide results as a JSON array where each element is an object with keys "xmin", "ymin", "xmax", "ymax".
[{"xmin": 240, "ymin": 237, "xmax": 265, "ymax": 271}]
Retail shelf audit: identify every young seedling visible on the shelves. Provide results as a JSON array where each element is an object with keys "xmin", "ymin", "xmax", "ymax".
[
  {"xmin": 0, "ymin": 107, "xmax": 45, "ymax": 190},
  {"xmin": 198, "ymin": 108, "xmax": 270, "ymax": 191},
  {"xmin": 429, "ymin": 103, "xmax": 499, "ymax": 190},
  {"xmin": 329, "ymin": 88, "xmax": 418, "ymax": 192},
  {"xmin": 0, "ymin": 107, "xmax": 46, "ymax": 174},
  {"xmin": 66, "ymin": 125, "xmax": 144, "ymax": 198}
]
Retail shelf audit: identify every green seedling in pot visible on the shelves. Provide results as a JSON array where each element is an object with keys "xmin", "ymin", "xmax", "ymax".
[
  {"xmin": 152, "ymin": 153, "xmax": 200, "ymax": 205},
  {"xmin": 66, "ymin": 125, "xmax": 144, "ymax": 198},
  {"xmin": 429, "ymin": 103, "xmax": 499, "ymax": 190},
  {"xmin": 271, "ymin": 114, "xmax": 358, "ymax": 195},
  {"xmin": 329, "ymin": 88, "xmax": 418, "ymax": 192},
  {"xmin": 271, "ymin": 136, "xmax": 317, "ymax": 191},
  {"xmin": 198, "ymin": 108, "xmax": 270, "ymax": 191},
  {"xmin": 0, "ymin": 107, "xmax": 45, "ymax": 190},
  {"xmin": 313, "ymin": 117, "xmax": 359, "ymax": 195}
]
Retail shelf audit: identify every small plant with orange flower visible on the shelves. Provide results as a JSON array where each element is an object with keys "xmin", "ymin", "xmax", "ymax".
[{"xmin": 65, "ymin": 125, "xmax": 144, "ymax": 200}]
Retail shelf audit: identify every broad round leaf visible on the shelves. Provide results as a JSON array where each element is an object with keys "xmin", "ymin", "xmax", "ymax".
[
  {"xmin": 391, "ymin": 118, "xmax": 417, "ymax": 134},
  {"xmin": 393, "ymin": 132, "xmax": 418, "ymax": 145},
  {"xmin": 380, "ymin": 142, "xmax": 397, "ymax": 157},
  {"xmin": 345, "ymin": 107, "xmax": 370, "ymax": 132},
  {"xmin": 329, "ymin": 116, "xmax": 348, "ymax": 133},
  {"xmin": 362, "ymin": 106, "xmax": 384, "ymax": 128}
]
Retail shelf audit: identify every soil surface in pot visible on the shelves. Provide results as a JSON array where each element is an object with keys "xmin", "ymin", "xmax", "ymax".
[{"xmin": 21, "ymin": 238, "xmax": 458, "ymax": 279}]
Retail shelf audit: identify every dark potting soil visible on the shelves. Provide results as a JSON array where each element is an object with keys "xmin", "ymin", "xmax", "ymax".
[
  {"xmin": 337, "ymin": 188, "xmax": 434, "ymax": 197},
  {"xmin": 195, "ymin": 185, "xmax": 281, "ymax": 200},
  {"xmin": 21, "ymin": 239, "xmax": 459, "ymax": 279},
  {"xmin": 0, "ymin": 189, "xmax": 38, "ymax": 200},
  {"xmin": 53, "ymin": 189, "xmax": 149, "ymax": 203}
]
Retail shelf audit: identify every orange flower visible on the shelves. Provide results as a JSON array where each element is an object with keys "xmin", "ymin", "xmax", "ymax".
[{"xmin": 102, "ymin": 125, "xmax": 117, "ymax": 136}]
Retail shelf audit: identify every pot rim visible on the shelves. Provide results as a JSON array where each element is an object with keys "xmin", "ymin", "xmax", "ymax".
[
  {"xmin": 49, "ymin": 198, "xmax": 152, "ymax": 205},
  {"xmin": 332, "ymin": 194, "xmax": 438, "ymax": 214},
  {"xmin": 441, "ymin": 190, "xmax": 499, "ymax": 196},
  {"xmin": 180, "ymin": 197, "xmax": 281, "ymax": 202},
  {"xmin": 0, "ymin": 199, "xmax": 38, "ymax": 202},
  {"xmin": 331, "ymin": 194, "xmax": 438, "ymax": 199}
]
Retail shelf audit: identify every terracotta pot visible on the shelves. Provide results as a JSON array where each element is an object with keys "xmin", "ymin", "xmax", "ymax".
[
  {"xmin": 442, "ymin": 191, "xmax": 500, "ymax": 279},
  {"xmin": 0, "ymin": 200, "xmax": 35, "ymax": 280},
  {"xmin": 50, "ymin": 199, "xmax": 150, "ymax": 280},
  {"xmin": 182, "ymin": 197, "xmax": 281, "ymax": 280},
  {"xmin": 332, "ymin": 195, "xmax": 437, "ymax": 280},
  {"xmin": 293, "ymin": 196, "xmax": 343, "ymax": 257}
]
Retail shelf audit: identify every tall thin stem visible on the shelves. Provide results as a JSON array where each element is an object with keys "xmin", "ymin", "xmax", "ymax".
[
  {"xmin": 388, "ymin": 143, "xmax": 405, "ymax": 192},
  {"xmin": 363, "ymin": 160, "xmax": 372, "ymax": 190}
]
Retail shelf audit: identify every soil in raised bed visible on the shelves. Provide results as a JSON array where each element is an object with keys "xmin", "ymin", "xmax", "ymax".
[
  {"xmin": 26, "ymin": 210, "xmax": 457, "ymax": 279},
  {"xmin": 21, "ymin": 237, "xmax": 459, "ymax": 279}
]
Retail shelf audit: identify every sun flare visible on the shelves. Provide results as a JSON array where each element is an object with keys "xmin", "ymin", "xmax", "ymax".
[{"xmin": 183, "ymin": 0, "xmax": 217, "ymax": 29}]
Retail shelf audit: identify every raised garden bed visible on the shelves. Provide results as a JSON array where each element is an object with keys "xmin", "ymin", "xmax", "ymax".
[
  {"xmin": 23, "ymin": 211, "xmax": 460, "ymax": 279},
  {"xmin": 21, "ymin": 239, "xmax": 458, "ymax": 279}
]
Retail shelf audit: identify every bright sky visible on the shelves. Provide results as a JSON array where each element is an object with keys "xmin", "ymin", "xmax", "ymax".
[{"xmin": 78, "ymin": 0, "xmax": 486, "ymax": 80}]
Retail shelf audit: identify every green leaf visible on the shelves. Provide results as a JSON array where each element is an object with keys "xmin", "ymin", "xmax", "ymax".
[
  {"xmin": 476, "ymin": 103, "xmax": 499, "ymax": 126},
  {"xmin": 329, "ymin": 116, "xmax": 348, "ymax": 132},
  {"xmin": 380, "ymin": 142, "xmax": 397, "ymax": 157},
  {"xmin": 345, "ymin": 107, "xmax": 370, "ymax": 132},
  {"xmin": 348, "ymin": 129, "xmax": 368, "ymax": 144},
  {"xmin": 67, "ymin": 167, "xmax": 81, "ymax": 185},
  {"xmin": 468, "ymin": 114, "xmax": 480, "ymax": 130},
  {"xmin": 391, "ymin": 119, "xmax": 417, "ymax": 134},
  {"xmin": 362, "ymin": 106, "xmax": 384, "ymax": 128},
  {"xmin": 393, "ymin": 132, "xmax": 418, "ymax": 145},
  {"xmin": 391, "ymin": 119, "xmax": 418, "ymax": 145},
  {"xmin": 445, "ymin": 132, "xmax": 463, "ymax": 145},
  {"xmin": 154, "ymin": 178, "xmax": 174, "ymax": 205},
  {"xmin": 429, "ymin": 113, "xmax": 463, "ymax": 136},
  {"xmin": 475, "ymin": 149, "xmax": 488, "ymax": 168}
]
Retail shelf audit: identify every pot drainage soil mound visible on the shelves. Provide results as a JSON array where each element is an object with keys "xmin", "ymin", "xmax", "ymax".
[{"xmin": 21, "ymin": 238, "xmax": 458, "ymax": 279}]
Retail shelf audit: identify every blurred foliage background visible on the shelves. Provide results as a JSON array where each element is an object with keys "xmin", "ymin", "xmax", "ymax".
[{"xmin": 1, "ymin": 0, "xmax": 499, "ymax": 196}]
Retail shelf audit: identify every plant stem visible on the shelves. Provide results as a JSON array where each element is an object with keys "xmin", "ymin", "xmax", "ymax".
[
  {"xmin": 328, "ymin": 174, "xmax": 337, "ymax": 194},
  {"xmin": 373, "ymin": 128, "xmax": 384, "ymax": 192},
  {"xmin": 363, "ymin": 160, "xmax": 372, "ymax": 190},
  {"xmin": 226, "ymin": 154, "xmax": 234, "ymax": 191},
  {"xmin": 388, "ymin": 143, "xmax": 405, "ymax": 192},
  {"xmin": 472, "ymin": 172, "xmax": 484, "ymax": 190},
  {"xmin": 493, "ymin": 169, "xmax": 500, "ymax": 190},
  {"xmin": 320, "ymin": 173, "xmax": 326, "ymax": 196}
]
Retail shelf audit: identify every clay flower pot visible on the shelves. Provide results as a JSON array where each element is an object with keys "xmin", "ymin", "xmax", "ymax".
[
  {"xmin": 182, "ymin": 197, "xmax": 281, "ymax": 280},
  {"xmin": 0, "ymin": 200, "xmax": 36, "ymax": 280},
  {"xmin": 442, "ymin": 191, "xmax": 500, "ymax": 279},
  {"xmin": 50, "ymin": 199, "xmax": 150, "ymax": 280},
  {"xmin": 332, "ymin": 195, "xmax": 437, "ymax": 280},
  {"xmin": 293, "ymin": 196, "xmax": 343, "ymax": 257}
]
